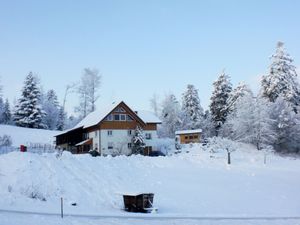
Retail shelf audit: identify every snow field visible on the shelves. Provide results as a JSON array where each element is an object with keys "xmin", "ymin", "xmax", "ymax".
[{"xmin": 0, "ymin": 143, "xmax": 300, "ymax": 219}]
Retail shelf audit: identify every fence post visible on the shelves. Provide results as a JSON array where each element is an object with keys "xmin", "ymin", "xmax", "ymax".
[{"xmin": 61, "ymin": 197, "xmax": 63, "ymax": 218}]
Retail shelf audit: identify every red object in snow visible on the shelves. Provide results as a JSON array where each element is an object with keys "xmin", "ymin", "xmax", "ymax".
[{"xmin": 20, "ymin": 145, "xmax": 27, "ymax": 152}]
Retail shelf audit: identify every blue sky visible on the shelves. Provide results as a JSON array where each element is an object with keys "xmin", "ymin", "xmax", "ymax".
[{"xmin": 1, "ymin": 0, "xmax": 300, "ymax": 114}]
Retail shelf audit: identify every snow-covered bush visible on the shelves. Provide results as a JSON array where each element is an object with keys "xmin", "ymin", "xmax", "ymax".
[
  {"xmin": 0, "ymin": 134, "xmax": 12, "ymax": 147},
  {"xmin": 22, "ymin": 184, "xmax": 46, "ymax": 201},
  {"xmin": 154, "ymin": 138, "xmax": 174, "ymax": 155},
  {"xmin": 203, "ymin": 137, "xmax": 238, "ymax": 153}
]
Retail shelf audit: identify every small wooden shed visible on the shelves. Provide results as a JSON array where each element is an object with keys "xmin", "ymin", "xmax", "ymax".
[{"xmin": 175, "ymin": 129, "xmax": 202, "ymax": 145}]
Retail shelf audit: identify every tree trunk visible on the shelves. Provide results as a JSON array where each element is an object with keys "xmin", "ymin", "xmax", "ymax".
[{"xmin": 227, "ymin": 151, "xmax": 231, "ymax": 164}]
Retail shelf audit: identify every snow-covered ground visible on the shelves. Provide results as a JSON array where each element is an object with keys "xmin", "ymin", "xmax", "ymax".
[
  {"xmin": 0, "ymin": 136, "xmax": 300, "ymax": 225},
  {"xmin": 0, "ymin": 125, "xmax": 59, "ymax": 147}
]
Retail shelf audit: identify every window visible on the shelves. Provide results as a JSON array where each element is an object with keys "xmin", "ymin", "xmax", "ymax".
[
  {"xmin": 83, "ymin": 133, "xmax": 89, "ymax": 139},
  {"xmin": 185, "ymin": 136, "xmax": 188, "ymax": 140},
  {"xmin": 114, "ymin": 114, "xmax": 120, "ymax": 121},
  {"xmin": 120, "ymin": 114, "xmax": 126, "ymax": 121},
  {"xmin": 107, "ymin": 130, "xmax": 113, "ymax": 136},
  {"xmin": 189, "ymin": 135, "xmax": 193, "ymax": 139},
  {"xmin": 145, "ymin": 133, "xmax": 152, "ymax": 140},
  {"xmin": 126, "ymin": 115, "xmax": 133, "ymax": 121},
  {"xmin": 128, "ymin": 130, "xmax": 132, "ymax": 136},
  {"xmin": 194, "ymin": 135, "xmax": 198, "ymax": 139},
  {"xmin": 105, "ymin": 114, "xmax": 113, "ymax": 121},
  {"xmin": 108, "ymin": 142, "xmax": 113, "ymax": 149},
  {"xmin": 127, "ymin": 143, "xmax": 132, "ymax": 149}
]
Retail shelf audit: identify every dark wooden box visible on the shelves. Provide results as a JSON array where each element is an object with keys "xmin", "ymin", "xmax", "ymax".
[{"xmin": 123, "ymin": 193, "xmax": 154, "ymax": 213}]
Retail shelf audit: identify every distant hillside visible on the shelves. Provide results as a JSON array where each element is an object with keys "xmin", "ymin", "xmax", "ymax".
[{"xmin": 0, "ymin": 125, "xmax": 60, "ymax": 147}]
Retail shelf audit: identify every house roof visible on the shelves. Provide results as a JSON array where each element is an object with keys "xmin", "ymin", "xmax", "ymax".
[
  {"xmin": 57, "ymin": 101, "xmax": 161, "ymax": 136},
  {"xmin": 135, "ymin": 110, "xmax": 161, "ymax": 124},
  {"xmin": 74, "ymin": 101, "xmax": 120, "ymax": 130},
  {"xmin": 175, "ymin": 129, "xmax": 202, "ymax": 135},
  {"xmin": 75, "ymin": 138, "xmax": 92, "ymax": 146}
]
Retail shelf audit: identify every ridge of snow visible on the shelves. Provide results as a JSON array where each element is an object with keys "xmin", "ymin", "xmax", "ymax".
[{"xmin": 175, "ymin": 129, "xmax": 202, "ymax": 135}]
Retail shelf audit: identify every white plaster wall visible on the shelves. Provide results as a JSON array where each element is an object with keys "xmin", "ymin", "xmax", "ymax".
[
  {"xmin": 89, "ymin": 129, "xmax": 159, "ymax": 156},
  {"xmin": 144, "ymin": 130, "xmax": 158, "ymax": 151},
  {"xmin": 100, "ymin": 129, "xmax": 132, "ymax": 156},
  {"xmin": 88, "ymin": 130, "xmax": 100, "ymax": 151}
]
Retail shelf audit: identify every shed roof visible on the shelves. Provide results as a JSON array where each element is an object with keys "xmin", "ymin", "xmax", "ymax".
[{"xmin": 175, "ymin": 129, "xmax": 202, "ymax": 135}]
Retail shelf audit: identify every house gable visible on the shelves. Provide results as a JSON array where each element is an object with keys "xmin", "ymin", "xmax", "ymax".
[{"xmin": 86, "ymin": 101, "xmax": 146, "ymax": 132}]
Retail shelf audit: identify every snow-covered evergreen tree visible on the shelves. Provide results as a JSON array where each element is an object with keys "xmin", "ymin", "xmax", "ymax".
[
  {"xmin": 13, "ymin": 72, "xmax": 47, "ymax": 129},
  {"xmin": 209, "ymin": 71, "xmax": 232, "ymax": 135},
  {"xmin": 201, "ymin": 110, "xmax": 216, "ymax": 138},
  {"xmin": 131, "ymin": 126, "xmax": 146, "ymax": 154},
  {"xmin": 56, "ymin": 106, "xmax": 66, "ymax": 131},
  {"xmin": 252, "ymin": 97, "xmax": 276, "ymax": 150},
  {"xmin": 42, "ymin": 89, "xmax": 60, "ymax": 130},
  {"xmin": 2, "ymin": 99, "xmax": 11, "ymax": 124},
  {"xmin": 222, "ymin": 94, "xmax": 275, "ymax": 150},
  {"xmin": 182, "ymin": 84, "xmax": 204, "ymax": 129},
  {"xmin": 260, "ymin": 41, "xmax": 300, "ymax": 112},
  {"xmin": 226, "ymin": 82, "xmax": 252, "ymax": 113},
  {"xmin": 158, "ymin": 94, "xmax": 181, "ymax": 138},
  {"xmin": 0, "ymin": 97, "xmax": 4, "ymax": 124},
  {"xmin": 269, "ymin": 96, "xmax": 300, "ymax": 152}
]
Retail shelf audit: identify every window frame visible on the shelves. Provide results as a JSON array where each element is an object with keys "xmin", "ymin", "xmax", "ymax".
[{"xmin": 107, "ymin": 130, "xmax": 113, "ymax": 136}]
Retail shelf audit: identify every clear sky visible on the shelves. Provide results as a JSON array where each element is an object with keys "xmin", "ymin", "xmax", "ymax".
[{"xmin": 1, "ymin": 0, "xmax": 299, "ymax": 114}]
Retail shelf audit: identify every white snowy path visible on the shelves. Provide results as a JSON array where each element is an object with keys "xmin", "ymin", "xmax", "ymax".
[
  {"xmin": 0, "ymin": 210, "xmax": 300, "ymax": 225},
  {"xmin": 0, "ymin": 211, "xmax": 300, "ymax": 225}
]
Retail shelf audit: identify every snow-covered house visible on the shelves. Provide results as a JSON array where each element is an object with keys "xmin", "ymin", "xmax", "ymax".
[{"xmin": 55, "ymin": 101, "xmax": 161, "ymax": 156}]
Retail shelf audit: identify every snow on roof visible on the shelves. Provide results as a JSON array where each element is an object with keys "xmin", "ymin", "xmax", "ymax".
[
  {"xmin": 75, "ymin": 138, "xmax": 92, "ymax": 146},
  {"xmin": 58, "ymin": 102, "xmax": 161, "ymax": 136},
  {"xmin": 135, "ymin": 110, "xmax": 161, "ymax": 124},
  {"xmin": 175, "ymin": 129, "xmax": 202, "ymax": 135},
  {"xmin": 74, "ymin": 101, "xmax": 119, "ymax": 129}
]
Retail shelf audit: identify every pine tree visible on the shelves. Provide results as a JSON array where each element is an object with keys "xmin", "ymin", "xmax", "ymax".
[
  {"xmin": 182, "ymin": 84, "xmax": 204, "ymax": 129},
  {"xmin": 2, "ymin": 99, "xmax": 11, "ymax": 124},
  {"xmin": 209, "ymin": 71, "xmax": 232, "ymax": 135},
  {"xmin": 56, "ymin": 106, "xmax": 66, "ymax": 131},
  {"xmin": 13, "ymin": 72, "xmax": 47, "ymax": 129},
  {"xmin": 260, "ymin": 41, "xmax": 300, "ymax": 112},
  {"xmin": 201, "ymin": 110, "xmax": 215, "ymax": 138},
  {"xmin": 0, "ymin": 97, "xmax": 4, "ymax": 124},
  {"xmin": 269, "ymin": 96, "xmax": 300, "ymax": 152},
  {"xmin": 131, "ymin": 126, "xmax": 146, "ymax": 154},
  {"xmin": 227, "ymin": 82, "xmax": 252, "ymax": 113},
  {"xmin": 224, "ymin": 94, "xmax": 275, "ymax": 150},
  {"xmin": 42, "ymin": 89, "xmax": 60, "ymax": 130},
  {"xmin": 252, "ymin": 97, "xmax": 276, "ymax": 150}
]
